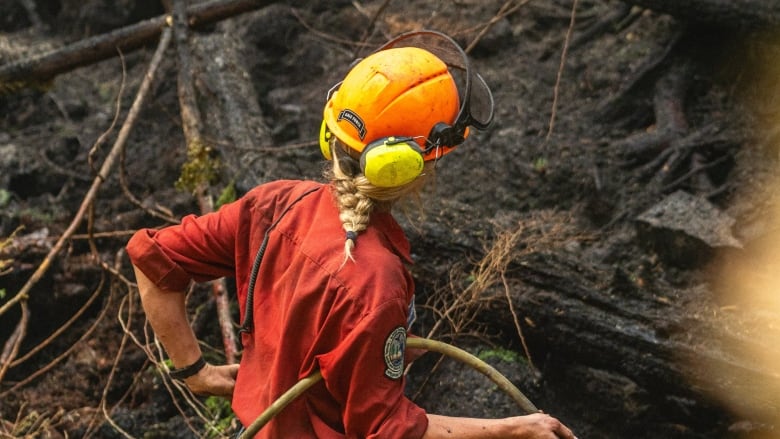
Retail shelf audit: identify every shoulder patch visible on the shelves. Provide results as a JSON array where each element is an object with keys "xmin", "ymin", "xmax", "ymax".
[{"xmin": 383, "ymin": 326, "xmax": 406, "ymax": 380}]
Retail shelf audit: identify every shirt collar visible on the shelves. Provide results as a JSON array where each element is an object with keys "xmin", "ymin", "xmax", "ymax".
[{"xmin": 370, "ymin": 210, "xmax": 413, "ymax": 265}]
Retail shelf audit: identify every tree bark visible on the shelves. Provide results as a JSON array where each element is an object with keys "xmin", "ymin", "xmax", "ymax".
[
  {"xmin": 0, "ymin": 0, "xmax": 279, "ymax": 87},
  {"xmin": 623, "ymin": 0, "xmax": 780, "ymax": 30},
  {"xmin": 188, "ymin": 19, "xmax": 276, "ymax": 191},
  {"xmin": 170, "ymin": 0, "xmax": 240, "ymax": 365}
]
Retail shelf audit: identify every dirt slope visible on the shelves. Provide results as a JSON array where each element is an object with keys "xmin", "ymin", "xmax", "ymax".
[{"xmin": 2, "ymin": 1, "xmax": 779, "ymax": 438}]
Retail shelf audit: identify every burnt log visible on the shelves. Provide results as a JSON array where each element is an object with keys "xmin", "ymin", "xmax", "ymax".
[
  {"xmin": 623, "ymin": 0, "xmax": 780, "ymax": 30},
  {"xmin": 404, "ymin": 198, "xmax": 779, "ymax": 438},
  {"xmin": 186, "ymin": 9, "xmax": 301, "ymax": 191},
  {"xmin": 0, "ymin": 0, "xmax": 281, "ymax": 89},
  {"xmin": 502, "ymin": 250, "xmax": 778, "ymax": 431}
]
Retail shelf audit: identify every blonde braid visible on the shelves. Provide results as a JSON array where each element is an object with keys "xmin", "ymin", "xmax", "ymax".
[
  {"xmin": 332, "ymin": 159, "xmax": 374, "ymax": 263},
  {"xmin": 326, "ymin": 141, "xmax": 434, "ymax": 264}
]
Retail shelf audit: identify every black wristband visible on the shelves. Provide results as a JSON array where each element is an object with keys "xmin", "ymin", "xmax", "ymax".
[{"xmin": 169, "ymin": 356, "xmax": 206, "ymax": 380}]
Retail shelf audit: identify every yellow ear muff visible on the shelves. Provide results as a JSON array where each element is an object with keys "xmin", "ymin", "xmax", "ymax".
[
  {"xmin": 319, "ymin": 120, "xmax": 333, "ymax": 160},
  {"xmin": 360, "ymin": 137, "xmax": 424, "ymax": 187}
]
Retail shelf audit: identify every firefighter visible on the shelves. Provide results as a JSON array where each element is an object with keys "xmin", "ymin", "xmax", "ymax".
[{"xmin": 127, "ymin": 30, "xmax": 576, "ymax": 439}]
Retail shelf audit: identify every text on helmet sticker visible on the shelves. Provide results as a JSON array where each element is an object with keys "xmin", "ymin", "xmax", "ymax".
[{"xmin": 338, "ymin": 109, "xmax": 367, "ymax": 140}]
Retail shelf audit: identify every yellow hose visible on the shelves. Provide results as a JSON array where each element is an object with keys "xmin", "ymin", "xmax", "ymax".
[{"xmin": 240, "ymin": 337, "xmax": 538, "ymax": 438}]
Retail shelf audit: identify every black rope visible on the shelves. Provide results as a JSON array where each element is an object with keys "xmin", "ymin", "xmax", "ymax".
[{"xmin": 238, "ymin": 186, "xmax": 320, "ymax": 334}]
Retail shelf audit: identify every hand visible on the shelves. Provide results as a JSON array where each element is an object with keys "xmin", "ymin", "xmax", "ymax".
[
  {"xmin": 183, "ymin": 363, "xmax": 239, "ymax": 398},
  {"xmin": 503, "ymin": 413, "xmax": 577, "ymax": 439},
  {"xmin": 424, "ymin": 412, "xmax": 577, "ymax": 439}
]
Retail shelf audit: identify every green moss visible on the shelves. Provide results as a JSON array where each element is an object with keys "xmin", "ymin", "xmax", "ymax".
[
  {"xmin": 215, "ymin": 181, "xmax": 237, "ymax": 209},
  {"xmin": 1, "ymin": 226, "xmax": 23, "ymax": 284},
  {"xmin": 175, "ymin": 139, "xmax": 221, "ymax": 195},
  {"xmin": 19, "ymin": 207, "xmax": 54, "ymax": 225},
  {"xmin": 0, "ymin": 79, "xmax": 53, "ymax": 95},
  {"xmin": 477, "ymin": 347, "xmax": 523, "ymax": 364},
  {"xmin": 0, "ymin": 189, "xmax": 11, "ymax": 208},
  {"xmin": 532, "ymin": 157, "xmax": 548, "ymax": 174}
]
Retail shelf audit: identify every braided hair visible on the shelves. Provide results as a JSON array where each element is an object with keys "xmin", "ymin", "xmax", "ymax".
[{"xmin": 326, "ymin": 141, "xmax": 431, "ymax": 264}]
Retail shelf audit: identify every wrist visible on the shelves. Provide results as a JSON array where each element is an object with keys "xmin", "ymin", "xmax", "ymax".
[{"xmin": 169, "ymin": 356, "xmax": 206, "ymax": 380}]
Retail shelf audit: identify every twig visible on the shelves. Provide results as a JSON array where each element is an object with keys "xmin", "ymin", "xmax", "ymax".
[
  {"xmin": 356, "ymin": 0, "xmax": 392, "ymax": 54},
  {"xmin": 174, "ymin": 0, "xmax": 202, "ymax": 142},
  {"xmin": 119, "ymin": 129, "xmax": 181, "ymax": 224},
  {"xmin": 0, "ymin": 302, "xmax": 29, "ymax": 383},
  {"xmin": 545, "ymin": 0, "xmax": 579, "ymax": 144},
  {"xmin": 0, "ymin": 283, "xmax": 113, "ymax": 400},
  {"xmin": 464, "ymin": 0, "xmax": 529, "ymax": 54},
  {"xmin": 289, "ymin": 8, "xmax": 375, "ymax": 51},
  {"xmin": 9, "ymin": 275, "xmax": 106, "ymax": 367},
  {"xmin": 661, "ymin": 153, "xmax": 730, "ymax": 192},
  {"xmin": 120, "ymin": 290, "xmax": 211, "ymax": 438},
  {"xmin": 88, "ymin": 49, "xmax": 126, "ymax": 176},
  {"xmin": 569, "ymin": 3, "xmax": 634, "ymax": 50},
  {"xmin": 71, "ymin": 230, "xmax": 138, "ymax": 240},
  {"xmin": 0, "ymin": 23, "xmax": 174, "ymax": 385},
  {"xmin": 501, "ymin": 270, "xmax": 534, "ymax": 369},
  {"xmin": 98, "ymin": 252, "xmax": 137, "ymax": 439},
  {"xmin": 231, "ymin": 139, "xmax": 318, "ymax": 152}
]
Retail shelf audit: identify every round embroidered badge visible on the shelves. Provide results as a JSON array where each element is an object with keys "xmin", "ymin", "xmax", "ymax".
[{"xmin": 384, "ymin": 326, "xmax": 406, "ymax": 380}]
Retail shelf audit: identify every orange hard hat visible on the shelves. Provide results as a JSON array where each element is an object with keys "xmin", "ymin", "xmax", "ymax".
[{"xmin": 322, "ymin": 47, "xmax": 460, "ymax": 161}]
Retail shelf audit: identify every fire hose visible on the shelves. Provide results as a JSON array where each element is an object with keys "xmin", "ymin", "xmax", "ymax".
[{"xmin": 239, "ymin": 337, "xmax": 538, "ymax": 438}]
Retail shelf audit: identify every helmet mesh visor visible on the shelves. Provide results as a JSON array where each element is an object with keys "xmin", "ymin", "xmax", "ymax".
[{"xmin": 378, "ymin": 31, "xmax": 494, "ymax": 130}]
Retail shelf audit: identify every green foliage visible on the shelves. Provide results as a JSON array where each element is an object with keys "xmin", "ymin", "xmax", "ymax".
[
  {"xmin": 203, "ymin": 396, "xmax": 236, "ymax": 439},
  {"xmin": 176, "ymin": 139, "xmax": 221, "ymax": 195},
  {"xmin": 0, "ymin": 189, "xmax": 11, "ymax": 208},
  {"xmin": 0, "ymin": 227, "xmax": 22, "ymax": 299},
  {"xmin": 0, "ymin": 79, "xmax": 53, "ymax": 96},
  {"xmin": 215, "ymin": 181, "xmax": 237, "ymax": 210},
  {"xmin": 532, "ymin": 157, "xmax": 548, "ymax": 174},
  {"xmin": 5, "ymin": 409, "xmax": 59, "ymax": 436},
  {"xmin": 19, "ymin": 207, "xmax": 55, "ymax": 225},
  {"xmin": 477, "ymin": 347, "xmax": 523, "ymax": 364}
]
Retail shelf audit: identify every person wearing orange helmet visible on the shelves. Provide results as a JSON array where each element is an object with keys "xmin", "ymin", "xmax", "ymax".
[{"xmin": 127, "ymin": 30, "xmax": 576, "ymax": 439}]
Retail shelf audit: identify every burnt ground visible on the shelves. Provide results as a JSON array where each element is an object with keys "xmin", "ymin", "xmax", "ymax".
[{"xmin": 2, "ymin": 0, "xmax": 780, "ymax": 438}]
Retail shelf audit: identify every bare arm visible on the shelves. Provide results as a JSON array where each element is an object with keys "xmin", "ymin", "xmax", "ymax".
[
  {"xmin": 423, "ymin": 413, "xmax": 576, "ymax": 439},
  {"xmin": 134, "ymin": 265, "xmax": 200, "ymax": 366},
  {"xmin": 133, "ymin": 265, "xmax": 238, "ymax": 397}
]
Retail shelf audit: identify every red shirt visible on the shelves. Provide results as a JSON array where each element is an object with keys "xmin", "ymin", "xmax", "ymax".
[{"xmin": 126, "ymin": 180, "xmax": 428, "ymax": 438}]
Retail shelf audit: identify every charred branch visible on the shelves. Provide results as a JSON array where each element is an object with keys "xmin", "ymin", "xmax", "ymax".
[
  {"xmin": 623, "ymin": 0, "xmax": 780, "ymax": 30},
  {"xmin": 0, "ymin": 0, "xmax": 280, "ymax": 88}
]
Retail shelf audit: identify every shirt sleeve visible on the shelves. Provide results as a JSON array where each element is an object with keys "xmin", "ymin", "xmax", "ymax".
[
  {"xmin": 315, "ymin": 298, "xmax": 429, "ymax": 439},
  {"xmin": 126, "ymin": 196, "xmax": 245, "ymax": 291}
]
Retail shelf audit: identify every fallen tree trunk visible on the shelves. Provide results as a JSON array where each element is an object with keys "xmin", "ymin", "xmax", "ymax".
[
  {"xmin": 624, "ymin": 0, "xmax": 780, "ymax": 30},
  {"xmin": 400, "ymin": 199, "xmax": 779, "ymax": 437},
  {"xmin": 170, "ymin": 0, "xmax": 239, "ymax": 365},
  {"xmin": 0, "ymin": 0, "xmax": 279, "ymax": 88},
  {"xmin": 480, "ymin": 249, "xmax": 779, "ymax": 436},
  {"xmin": 188, "ymin": 17, "xmax": 276, "ymax": 191}
]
